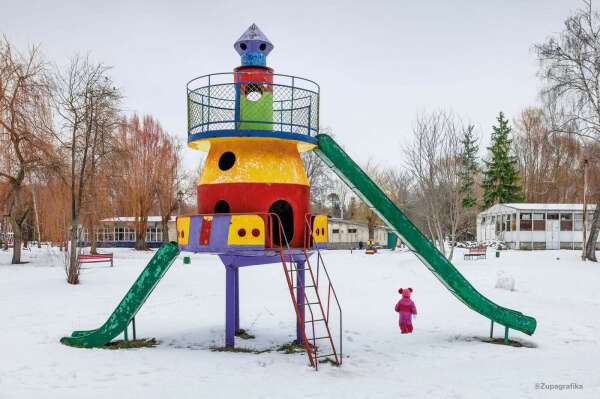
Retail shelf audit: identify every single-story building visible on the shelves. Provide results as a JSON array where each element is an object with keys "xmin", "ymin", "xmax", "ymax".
[
  {"xmin": 477, "ymin": 203, "xmax": 599, "ymax": 250},
  {"xmin": 327, "ymin": 218, "xmax": 390, "ymax": 249},
  {"xmin": 79, "ymin": 216, "xmax": 177, "ymax": 248}
]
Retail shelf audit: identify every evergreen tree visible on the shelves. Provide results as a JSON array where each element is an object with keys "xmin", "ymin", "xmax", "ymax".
[
  {"xmin": 458, "ymin": 125, "xmax": 479, "ymax": 208},
  {"xmin": 481, "ymin": 112, "xmax": 524, "ymax": 210}
]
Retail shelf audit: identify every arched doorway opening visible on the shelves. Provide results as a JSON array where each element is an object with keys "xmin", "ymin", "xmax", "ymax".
[{"xmin": 269, "ymin": 200, "xmax": 294, "ymax": 246}]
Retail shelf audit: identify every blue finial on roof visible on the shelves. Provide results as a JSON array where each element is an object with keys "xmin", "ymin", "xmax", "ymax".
[{"xmin": 234, "ymin": 24, "xmax": 273, "ymax": 66}]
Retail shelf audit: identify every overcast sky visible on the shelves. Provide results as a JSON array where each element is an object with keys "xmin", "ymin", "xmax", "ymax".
[{"xmin": 3, "ymin": 0, "xmax": 579, "ymax": 170}]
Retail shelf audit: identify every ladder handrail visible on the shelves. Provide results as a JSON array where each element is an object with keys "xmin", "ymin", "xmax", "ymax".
[
  {"xmin": 261, "ymin": 212, "xmax": 324, "ymax": 368},
  {"xmin": 302, "ymin": 214, "xmax": 343, "ymax": 366}
]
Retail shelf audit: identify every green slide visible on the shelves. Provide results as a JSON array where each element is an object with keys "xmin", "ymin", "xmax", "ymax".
[
  {"xmin": 315, "ymin": 134, "xmax": 536, "ymax": 335},
  {"xmin": 60, "ymin": 242, "xmax": 180, "ymax": 347}
]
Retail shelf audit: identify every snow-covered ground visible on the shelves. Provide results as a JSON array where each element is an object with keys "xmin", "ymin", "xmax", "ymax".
[{"xmin": 1, "ymin": 245, "xmax": 598, "ymax": 398}]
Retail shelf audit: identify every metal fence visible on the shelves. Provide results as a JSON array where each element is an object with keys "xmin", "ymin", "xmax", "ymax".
[{"xmin": 187, "ymin": 72, "xmax": 319, "ymax": 138}]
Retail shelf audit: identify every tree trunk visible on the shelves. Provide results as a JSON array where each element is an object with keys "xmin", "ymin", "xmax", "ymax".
[
  {"xmin": 135, "ymin": 217, "xmax": 148, "ymax": 250},
  {"xmin": 9, "ymin": 215, "xmax": 22, "ymax": 264},
  {"xmin": 162, "ymin": 216, "xmax": 170, "ymax": 243},
  {"xmin": 585, "ymin": 200, "xmax": 600, "ymax": 262},
  {"xmin": 367, "ymin": 220, "xmax": 375, "ymax": 240},
  {"xmin": 90, "ymin": 223, "xmax": 98, "ymax": 255},
  {"xmin": 32, "ymin": 186, "xmax": 41, "ymax": 248},
  {"xmin": 8, "ymin": 184, "xmax": 25, "ymax": 264},
  {"xmin": 448, "ymin": 232, "xmax": 456, "ymax": 261},
  {"xmin": 135, "ymin": 233, "xmax": 147, "ymax": 250},
  {"xmin": 67, "ymin": 220, "xmax": 79, "ymax": 284}
]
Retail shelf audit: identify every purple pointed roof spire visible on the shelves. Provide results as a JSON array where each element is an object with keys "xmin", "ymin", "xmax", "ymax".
[{"xmin": 234, "ymin": 24, "xmax": 273, "ymax": 66}]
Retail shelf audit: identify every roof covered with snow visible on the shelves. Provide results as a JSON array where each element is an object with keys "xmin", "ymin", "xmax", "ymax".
[{"xmin": 480, "ymin": 203, "xmax": 596, "ymax": 215}]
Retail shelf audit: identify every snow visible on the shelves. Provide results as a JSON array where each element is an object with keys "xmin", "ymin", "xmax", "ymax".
[
  {"xmin": 1, "ymin": 246, "xmax": 599, "ymax": 398},
  {"xmin": 494, "ymin": 274, "xmax": 516, "ymax": 292}
]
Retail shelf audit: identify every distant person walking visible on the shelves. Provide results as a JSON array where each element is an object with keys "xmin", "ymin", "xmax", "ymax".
[{"xmin": 395, "ymin": 288, "xmax": 417, "ymax": 334}]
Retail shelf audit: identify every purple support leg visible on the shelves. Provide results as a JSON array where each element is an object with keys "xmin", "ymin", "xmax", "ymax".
[
  {"xmin": 225, "ymin": 265, "xmax": 237, "ymax": 348},
  {"xmin": 294, "ymin": 260, "xmax": 305, "ymax": 344},
  {"xmin": 235, "ymin": 267, "xmax": 240, "ymax": 333}
]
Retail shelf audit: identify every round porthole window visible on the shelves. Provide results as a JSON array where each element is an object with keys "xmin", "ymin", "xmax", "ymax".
[
  {"xmin": 218, "ymin": 152, "xmax": 236, "ymax": 171},
  {"xmin": 244, "ymin": 83, "xmax": 263, "ymax": 102},
  {"xmin": 259, "ymin": 43, "xmax": 266, "ymax": 51}
]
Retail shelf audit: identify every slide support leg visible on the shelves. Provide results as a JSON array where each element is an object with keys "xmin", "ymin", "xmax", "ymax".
[
  {"xmin": 294, "ymin": 260, "xmax": 306, "ymax": 344},
  {"xmin": 235, "ymin": 267, "xmax": 240, "ymax": 333},
  {"xmin": 225, "ymin": 265, "xmax": 238, "ymax": 348},
  {"xmin": 504, "ymin": 326, "xmax": 509, "ymax": 345},
  {"xmin": 490, "ymin": 320, "xmax": 494, "ymax": 338},
  {"xmin": 132, "ymin": 317, "xmax": 136, "ymax": 340}
]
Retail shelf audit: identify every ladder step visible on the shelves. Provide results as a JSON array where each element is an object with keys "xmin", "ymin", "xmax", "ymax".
[
  {"xmin": 304, "ymin": 302, "xmax": 320, "ymax": 306},
  {"xmin": 316, "ymin": 353, "xmax": 336, "ymax": 359},
  {"xmin": 310, "ymin": 336, "xmax": 331, "ymax": 340},
  {"xmin": 287, "ymin": 268, "xmax": 308, "ymax": 272},
  {"xmin": 305, "ymin": 318, "xmax": 325, "ymax": 323},
  {"xmin": 293, "ymin": 285, "xmax": 315, "ymax": 289}
]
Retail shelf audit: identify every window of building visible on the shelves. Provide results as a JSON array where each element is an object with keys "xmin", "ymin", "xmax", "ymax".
[
  {"xmin": 560, "ymin": 213, "xmax": 573, "ymax": 231},
  {"xmin": 103, "ymin": 227, "xmax": 114, "ymax": 241},
  {"xmin": 332, "ymin": 229, "xmax": 340, "ymax": 234},
  {"xmin": 116, "ymin": 227, "xmax": 125, "ymax": 241},
  {"xmin": 520, "ymin": 213, "xmax": 532, "ymax": 231},
  {"xmin": 533, "ymin": 213, "xmax": 545, "ymax": 231},
  {"xmin": 574, "ymin": 213, "xmax": 583, "ymax": 231},
  {"xmin": 125, "ymin": 227, "xmax": 135, "ymax": 241},
  {"xmin": 547, "ymin": 213, "xmax": 559, "ymax": 220},
  {"xmin": 348, "ymin": 228, "xmax": 357, "ymax": 233},
  {"xmin": 505, "ymin": 214, "xmax": 511, "ymax": 231},
  {"xmin": 146, "ymin": 226, "xmax": 162, "ymax": 242},
  {"xmin": 511, "ymin": 213, "xmax": 516, "ymax": 231}
]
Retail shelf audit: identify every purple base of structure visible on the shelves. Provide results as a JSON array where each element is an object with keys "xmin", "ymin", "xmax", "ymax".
[{"xmin": 222, "ymin": 253, "xmax": 312, "ymax": 348}]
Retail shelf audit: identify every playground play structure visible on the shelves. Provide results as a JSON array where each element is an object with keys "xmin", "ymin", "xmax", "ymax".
[{"xmin": 61, "ymin": 25, "xmax": 536, "ymax": 368}]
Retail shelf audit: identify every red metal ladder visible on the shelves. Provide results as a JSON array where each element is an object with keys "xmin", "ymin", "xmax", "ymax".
[{"xmin": 278, "ymin": 217, "xmax": 342, "ymax": 370}]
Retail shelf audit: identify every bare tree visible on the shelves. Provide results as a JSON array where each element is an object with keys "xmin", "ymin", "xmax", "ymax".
[
  {"xmin": 403, "ymin": 110, "xmax": 464, "ymax": 260},
  {"xmin": 513, "ymin": 106, "xmax": 583, "ymax": 203},
  {"xmin": 534, "ymin": 0, "xmax": 600, "ymax": 260},
  {"xmin": 355, "ymin": 160, "xmax": 384, "ymax": 239},
  {"xmin": 302, "ymin": 126, "xmax": 335, "ymax": 212},
  {"xmin": 53, "ymin": 55, "xmax": 121, "ymax": 283},
  {"xmin": 155, "ymin": 136, "xmax": 184, "ymax": 243},
  {"xmin": 0, "ymin": 37, "xmax": 53, "ymax": 264},
  {"xmin": 115, "ymin": 115, "xmax": 165, "ymax": 250}
]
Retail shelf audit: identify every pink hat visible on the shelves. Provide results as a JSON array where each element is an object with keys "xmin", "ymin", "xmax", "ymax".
[{"xmin": 398, "ymin": 288, "xmax": 413, "ymax": 298}]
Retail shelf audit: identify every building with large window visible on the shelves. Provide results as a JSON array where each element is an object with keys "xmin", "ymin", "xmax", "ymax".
[
  {"xmin": 477, "ymin": 203, "xmax": 599, "ymax": 250},
  {"xmin": 327, "ymin": 218, "xmax": 390, "ymax": 249},
  {"xmin": 82, "ymin": 216, "xmax": 177, "ymax": 248}
]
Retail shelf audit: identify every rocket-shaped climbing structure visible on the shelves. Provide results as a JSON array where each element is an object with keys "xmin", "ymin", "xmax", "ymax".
[{"xmin": 181, "ymin": 25, "xmax": 338, "ymax": 362}]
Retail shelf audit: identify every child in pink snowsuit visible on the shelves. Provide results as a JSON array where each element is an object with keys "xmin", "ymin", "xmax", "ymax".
[{"xmin": 395, "ymin": 288, "xmax": 417, "ymax": 334}]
